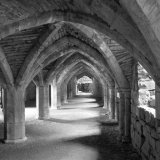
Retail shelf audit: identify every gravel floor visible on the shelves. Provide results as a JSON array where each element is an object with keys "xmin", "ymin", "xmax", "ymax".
[{"xmin": 0, "ymin": 96, "xmax": 141, "ymax": 160}]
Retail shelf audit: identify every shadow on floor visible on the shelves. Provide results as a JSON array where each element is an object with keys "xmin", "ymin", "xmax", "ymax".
[
  {"xmin": 63, "ymin": 130, "xmax": 141, "ymax": 160},
  {"xmin": 0, "ymin": 95, "xmax": 141, "ymax": 160}
]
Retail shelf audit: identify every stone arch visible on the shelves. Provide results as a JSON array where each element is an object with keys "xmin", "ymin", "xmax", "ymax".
[
  {"xmin": 76, "ymin": 72, "xmax": 94, "ymax": 81},
  {"xmin": 56, "ymin": 62, "xmax": 107, "ymax": 106},
  {"xmin": 45, "ymin": 52, "xmax": 113, "ymax": 86},
  {"xmin": 0, "ymin": 9, "xmax": 159, "ymax": 85},
  {"xmin": 61, "ymin": 65, "xmax": 104, "ymax": 99},
  {"xmin": 56, "ymin": 59, "xmax": 112, "ymax": 87},
  {"xmin": 23, "ymin": 36, "xmax": 128, "ymax": 90},
  {"xmin": 61, "ymin": 64, "xmax": 105, "ymax": 89}
]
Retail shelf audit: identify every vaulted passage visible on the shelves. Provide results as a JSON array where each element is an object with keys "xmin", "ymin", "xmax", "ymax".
[{"xmin": 0, "ymin": 1, "xmax": 160, "ymax": 160}]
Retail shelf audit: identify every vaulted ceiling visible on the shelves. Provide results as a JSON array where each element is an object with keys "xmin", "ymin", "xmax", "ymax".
[{"xmin": 0, "ymin": 0, "xmax": 159, "ymax": 89}]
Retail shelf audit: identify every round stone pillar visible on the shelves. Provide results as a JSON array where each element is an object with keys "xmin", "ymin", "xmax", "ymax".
[
  {"xmin": 109, "ymin": 86, "xmax": 115, "ymax": 119},
  {"xmin": 57, "ymin": 84, "xmax": 61, "ymax": 109},
  {"xmin": 71, "ymin": 77, "xmax": 77, "ymax": 97},
  {"xmin": 119, "ymin": 91, "xmax": 125, "ymax": 138},
  {"xmin": 67, "ymin": 82, "xmax": 72, "ymax": 99},
  {"xmin": 119, "ymin": 88, "xmax": 131, "ymax": 142},
  {"xmin": 61, "ymin": 83, "xmax": 68, "ymax": 104},
  {"xmin": 124, "ymin": 89, "xmax": 131, "ymax": 141},
  {"xmin": 50, "ymin": 79, "xmax": 57, "ymax": 109},
  {"xmin": 38, "ymin": 84, "xmax": 50, "ymax": 119},
  {"xmin": 103, "ymin": 87, "xmax": 108, "ymax": 110},
  {"xmin": 115, "ymin": 88, "xmax": 119, "ymax": 121},
  {"xmin": 4, "ymin": 86, "xmax": 27, "ymax": 143}
]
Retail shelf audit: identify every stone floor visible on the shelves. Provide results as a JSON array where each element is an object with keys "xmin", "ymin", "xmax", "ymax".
[{"xmin": 0, "ymin": 95, "xmax": 141, "ymax": 160}]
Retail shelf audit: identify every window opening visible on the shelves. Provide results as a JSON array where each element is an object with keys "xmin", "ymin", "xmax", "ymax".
[{"xmin": 138, "ymin": 63, "xmax": 155, "ymax": 116}]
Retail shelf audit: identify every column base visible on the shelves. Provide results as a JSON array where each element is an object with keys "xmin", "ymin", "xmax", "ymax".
[{"xmin": 4, "ymin": 136, "xmax": 27, "ymax": 144}]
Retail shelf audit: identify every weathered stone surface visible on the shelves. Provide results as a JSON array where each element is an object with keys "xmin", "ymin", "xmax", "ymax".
[
  {"xmin": 143, "ymin": 125, "xmax": 149, "ymax": 137},
  {"xmin": 141, "ymin": 140, "xmax": 150, "ymax": 158},
  {"xmin": 149, "ymin": 155, "xmax": 155, "ymax": 160},
  {"xmin": 156, "ymin": 141, "xmax": 160, "ymax": 154},
  {"xmin": 131, "ymin": 124, "xmax": 135, "ymax": 139},
  {"xmin": 131, "ymin": 108, "xmax": 160, "ymax": 160},
  {"xmin": 134, "ymin": 131, "xmax": 144, "ymax": 149},
  {"xmin": 136, "ymin": 121, "xmax": 142, "ymax": 134},
  {"xmin": 141, "ymin": 152, "xmax": 148, "ymax": 160},
  {"xmin": 139, "ymin": 108, "xmax": 145, "ymax": 121},
  {"xmin": 139, "ymin": 119, "xmax": 145, "ymax": 127},
  {"xmin": 145, "ymin": 111, "xmax": 151, "ymax": 123},
  {"xmin": 151, "ymin": 128, "xmax": 158, "ymax": 140},
  {"xmin": 149, "ymin": 136, "xmax": 156, "ymax": 151}
]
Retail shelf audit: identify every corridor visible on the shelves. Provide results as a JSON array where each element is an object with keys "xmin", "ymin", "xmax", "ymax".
[{"xmin": 0, "ymin": 95, "xmax": 140, "ymax": 160}]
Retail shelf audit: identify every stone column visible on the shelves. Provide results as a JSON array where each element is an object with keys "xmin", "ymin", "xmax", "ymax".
[
  {"xmin": 4, "ymin": 86, "xmax": 27, "ymax": 143},
  {"xmin": 92, "ymin": 78, "xmax": 96, "ymax": 96},
  {"xmin": 36, "ymin": 85, "xmax": 39, "ymax": 119},
  {"xmin": 155, "ymin": 85, "xmax": 160, "ymax": 130},
  {"xmin": 119, "ymin": 91, "xmax": 125, "ymax": 138},
  {"xmin": 115, "ymin": 88, "xmax": 119, "ymax": 121},
  {"xmin": 119, "ymin": 89, "xmax": 131, "ymax": 142},
  {"xmin": 109, "ymin": 85, "xmax": 115, "ymax": 119},
  {"xmin": 92, "ymin": 78, "xmax": 101, "ymax": 97},
  {"xmin": 61, "ymin": 83, "xmax": 68, "ymax": 104},
  {"xmin": 103, "ymin": 86, "xmax": 108, "ymax": 110},
  {"xmin": 57, "ymin": 84, "xmax": 61, "ymax": 109},
  {"xmin": 38, "ymin": 84, "xmax": 50, "ymax": 119},
  {"xmin": 107, "ymin": 86, "xmax": 112, "ymax": 118},
  {"xmin": 124, "ymin": 89, "xmax": 131, "ymax": 141},
  {"xmin": 50, "ymin": 79, "xmax": 57, "ymax": 109},
  {"xmin": 67, "ymin": 82, "xmax": 72, "ymax": 99},
  {"xmin": 71, "ymin": 77, "xmax": 77, "ymax": 97}
]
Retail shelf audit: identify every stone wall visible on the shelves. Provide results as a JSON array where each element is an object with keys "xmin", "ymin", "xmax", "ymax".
[
  {"xmin": 131, "ymin": 108, "xmax": 160, "ymax": 160},
  {"xmin": 131, "ymin": 62, "xmax": 160, "ymax": 160}
]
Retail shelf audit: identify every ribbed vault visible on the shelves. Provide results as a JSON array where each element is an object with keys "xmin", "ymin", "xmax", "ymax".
[
  {"xmin": 0, "ymin": 1, "xmax": 159, "ymax": 86},
  {"xmin": 45, "ymin": 53, "xmax": 113, "ymax": 85}
]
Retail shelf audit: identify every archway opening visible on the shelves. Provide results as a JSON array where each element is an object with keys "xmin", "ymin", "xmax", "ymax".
[
  {"xmin": 24, "ymin": 81, "xmax": 37, "ymax": 121},
  {"xmin": 138, "ymin": 63, "xmax": 155, "ymax": 116},
  {"xmin": 77, "ymin": 76, "xmax": 93, "ymax": 96}
]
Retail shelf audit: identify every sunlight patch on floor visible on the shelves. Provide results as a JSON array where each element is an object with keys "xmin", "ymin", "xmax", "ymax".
[{"xmin": 51, "ymin": 109, "xmax": 100, "ymax": 121}]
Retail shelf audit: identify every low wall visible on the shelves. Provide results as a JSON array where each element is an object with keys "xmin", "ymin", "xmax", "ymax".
[{"xmin": 131, "ymin": 108, "xmax": 160, "ymax": 160}]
